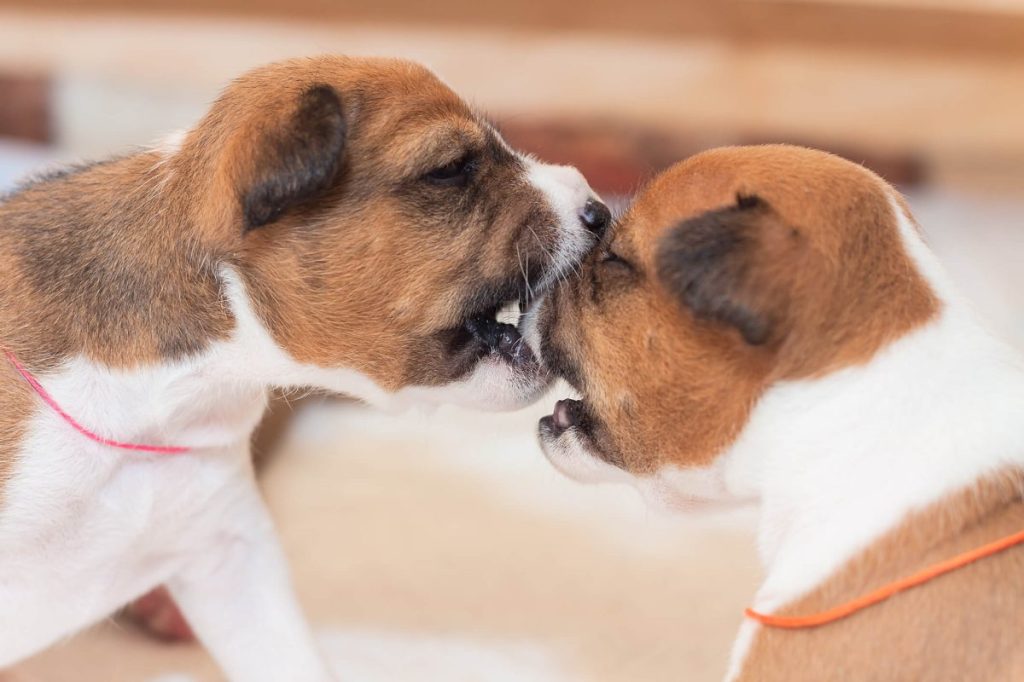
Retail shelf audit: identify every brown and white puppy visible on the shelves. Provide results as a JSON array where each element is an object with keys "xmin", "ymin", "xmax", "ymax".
[
  {"xmin": 532, "ymin": 145, "xmax": 1024, "ymax": 680},
  {"xmin": 0, "ymin": 56, "xmax": 608, "ymax": 679}
]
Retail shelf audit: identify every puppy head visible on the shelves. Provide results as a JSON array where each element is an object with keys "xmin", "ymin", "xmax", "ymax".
[
  {"xmin": 534, "ymin": 145, "xmax": 938, "ymax": 500},
  {"xmin": 178, "ymin": 56, "xmax": 607, "ymax": 409}
]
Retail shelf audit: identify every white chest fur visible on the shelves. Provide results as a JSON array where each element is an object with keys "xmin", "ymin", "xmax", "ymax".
[
  {"xmin": 0, "ymin": 350, "xmax": 268, "ymax": 663},
  {"xmin": 719, "ymin": 199, "xmax": 1024, "ymax": 681},
  {"xmin": 0, "ymin": 269, "xmax": 337, "ymax": 678}
]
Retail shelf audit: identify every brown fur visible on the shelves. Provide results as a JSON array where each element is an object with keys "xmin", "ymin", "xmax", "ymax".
[
  {"xmin": 0, "ymin": 55, "xmax": 576, "ymax": 501},
  {"xmin": 0, "ymin": 57, "xmax": 557, "ymax": 376},
  {"xmin": 539, "ymin": 145, "xmax": 938, "ymax": 472},
  {"xmin": 738, "ymin": 469, "xmax": 1024, "ymax": 681},
  {"xmin": 0, "ymin": 152, "xmax": 234, "ymax": 370},
  {"xmin": 172, "ymin": 58, "xmax": 561, "ymax": 390}
]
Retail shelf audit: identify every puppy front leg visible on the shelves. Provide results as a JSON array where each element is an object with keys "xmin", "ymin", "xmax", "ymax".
[{"xmin": 167, "ymin": 482, "xmax": 334, "ymax": 682}]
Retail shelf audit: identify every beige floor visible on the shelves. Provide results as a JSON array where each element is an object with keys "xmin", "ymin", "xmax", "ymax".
[{"xmin": 9, "ymin": 400, "xmax": 759, "ymax": 682}]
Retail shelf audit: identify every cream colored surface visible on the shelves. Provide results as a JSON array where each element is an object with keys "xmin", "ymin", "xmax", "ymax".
[{"xmin": 9, "ymin": 400, "xmax": 759, "ymax": 682}]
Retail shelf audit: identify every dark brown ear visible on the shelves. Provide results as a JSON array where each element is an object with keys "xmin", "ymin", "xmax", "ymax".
[
  {"xmin": 242, "ymin": 84, "xmax": 347, "ymax": 230},
  {"xmin": 656, "ymin": 194, "xmax": 780, "ymax": 345}
]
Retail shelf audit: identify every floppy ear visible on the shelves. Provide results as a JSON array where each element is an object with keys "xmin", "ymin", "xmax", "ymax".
[
  {"xmin": 656, "ymin": 194, "xmax": 781, "ymax": 346},
  {"xmin": 241, "ymin": 84, "xmax": 347, "ymax": 230}
]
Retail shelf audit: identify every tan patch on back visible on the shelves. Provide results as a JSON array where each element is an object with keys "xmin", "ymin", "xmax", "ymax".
[
  {"xmin": 737, "ymin": 469, "xmax": 1024, "ymax": 681},
  {"xmin": 0, "ymin": 152, "xmax": 235, "ymax": 371}
]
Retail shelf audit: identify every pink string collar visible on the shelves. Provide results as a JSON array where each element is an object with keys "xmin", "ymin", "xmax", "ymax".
[{"xmin": 3, "ymin": 348, "xmax": 190, "ymax": 455}]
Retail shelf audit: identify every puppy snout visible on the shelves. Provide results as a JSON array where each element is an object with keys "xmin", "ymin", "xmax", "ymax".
[{"xmin": 579, "ymin": 199, "xmax": 611, "ymax": 238}]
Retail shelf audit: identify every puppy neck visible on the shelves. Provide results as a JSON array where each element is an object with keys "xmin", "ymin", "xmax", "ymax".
[
  {"xmin": 216, "ymin": 268, "xmax": 405, "ymax": 409},
  {"xmin": 724, "ymin": 201, "xmax": 1024, "ymax": 611}
]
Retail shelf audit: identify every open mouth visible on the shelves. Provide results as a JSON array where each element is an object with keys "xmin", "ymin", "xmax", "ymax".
[
  {"xmin": 540, "ymin": 398, "xmax": 589, "ymax": 438},
  {"xmin": 457, "ymin": 295, "xmax": 540, "ymax": 372},
  {"xmin": 536, "ymin": 396, "xmax": 629, "ymax": 481}
]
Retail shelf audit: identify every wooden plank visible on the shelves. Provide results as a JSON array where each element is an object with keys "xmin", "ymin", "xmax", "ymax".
[
  {"xmin": 4, "ymin": 0, "xmax": 1024, "ymax": 57},
  {"xmin": 0, "ymin": 13, "xmax": 1018, "ymax": 195}
]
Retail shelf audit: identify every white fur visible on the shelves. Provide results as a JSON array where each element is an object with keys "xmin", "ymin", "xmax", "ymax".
[
  {"xmin": 0, "ymin": 274, "xmax": 335, "ymax": 678},
  {"xmin": 539, "ymin": 195, "xmax": 1024, "ymax": 680},
  {"xmin": 394, "ymin": 355, "xmax": 548, "ymax": 412},
  {"xmin": 540, "ymin": 427, "xmax": 624, "ymax": 485},
  {"xmin": 0, "ymin": 148, "xmax": 600, "ymax": 674},
  {"xmin": 522, "ymin": 157, "xmax": 599, "ymax": 293},
  {"xmin": 0, "ymin": 240, "xmax": 560, "ymax": 680},
  {"xmin": 727, "ymin": 201, "xmax": 1024, "ymax": 596},
  {"xmin": 153, "ymin": 129, "xmax": 187, "ymax": 157}
]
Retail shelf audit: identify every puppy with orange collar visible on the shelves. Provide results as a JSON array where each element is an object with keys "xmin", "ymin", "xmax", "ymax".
[
  {"xmin": 532, "ymin": 145, "xmax": 1024, "ymax": 680},
  {"xmin": 0, "ymin": 56, "xmax": 608, "ymax": 678}
]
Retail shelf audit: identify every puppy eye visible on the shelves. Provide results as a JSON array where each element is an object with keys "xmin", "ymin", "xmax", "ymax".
[
  {"xmin": 424, "ymin": 155, "xmax": 476, "ymax": 187},
  {"xmin": 599, "ymin": 248, "xmax": 634, "ymax": 272},
  {"xmin": 591, "ymin": 246, "xmax": 637, "ymax": 303}
]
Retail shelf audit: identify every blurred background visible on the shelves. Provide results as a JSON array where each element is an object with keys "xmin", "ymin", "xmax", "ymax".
[{"xmin": 1, "ymin": 1, "xmax": 1022, "ymax": 680}]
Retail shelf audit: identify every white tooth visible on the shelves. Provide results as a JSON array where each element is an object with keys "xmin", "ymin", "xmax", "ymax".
[{"xmin": 496, "ymin": 299, "xmax": 521, "ymax": 326}]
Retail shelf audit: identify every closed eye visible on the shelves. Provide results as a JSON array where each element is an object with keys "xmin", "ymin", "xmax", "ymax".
[
  {"xmin": 590, "ymin": 247, "xmax": 638, "ymax": 304},
  {"xmin": 598, "ymin": 248, "xmax": 634, "ymax": 273},
  {"xmin": 424, "ymin": 154, "xmax": 477, "ymax": 187}
]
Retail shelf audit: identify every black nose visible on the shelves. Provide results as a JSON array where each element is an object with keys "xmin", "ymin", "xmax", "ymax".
[{"xmin": 580, "ymin": 199, "xmax": 611, "ymax": 237}]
